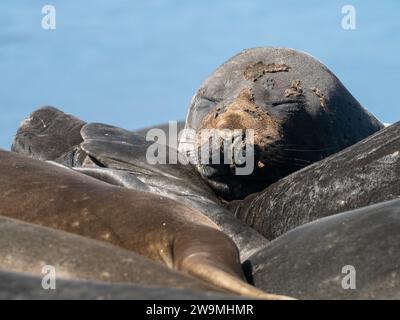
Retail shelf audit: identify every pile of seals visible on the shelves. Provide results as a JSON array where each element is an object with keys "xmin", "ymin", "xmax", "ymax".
[{"xmin": 1, "ymin": 48, "xmax": 399, "ymax": 300}]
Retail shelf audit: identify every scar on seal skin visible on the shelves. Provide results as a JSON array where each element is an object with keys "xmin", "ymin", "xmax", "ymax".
[
  {"xmin": 311, "ymin": 87, "xmax": 327, "ymax": 109},
  {"xmin": 244, "ymin": 61, "xmax": 291, "ymax": 81},
  {"xmin": 198, "ymin": 88, "xmax": 282, "ymax": 151},
  {"xmin": 284, "ymin": 80, "xmax": 303, "ymax": 97}
]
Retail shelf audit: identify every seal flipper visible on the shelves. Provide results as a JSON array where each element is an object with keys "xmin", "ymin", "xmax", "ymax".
[
  {"xmin": 173, "ymin": 224, "xmax": 294, "ymax": 300},
  {"xmin": 12, "ymin": 106, "xmax": 87, "ymax": 166}
]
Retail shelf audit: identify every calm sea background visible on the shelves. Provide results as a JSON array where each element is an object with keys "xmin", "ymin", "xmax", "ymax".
[{"xmin": 0, "ymin": 0, "xmax": 399, "ymax": 149}]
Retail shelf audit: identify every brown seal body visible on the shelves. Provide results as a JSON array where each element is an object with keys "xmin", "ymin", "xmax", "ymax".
[{"xmin": 0, "ymin": 149, "xmax": 290, "ymax": 299}]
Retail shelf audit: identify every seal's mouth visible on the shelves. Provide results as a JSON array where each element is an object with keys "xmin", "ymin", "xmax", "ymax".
[{"xmin": 195, "ymin": 139, "xmax": 300, "ymax": 200}]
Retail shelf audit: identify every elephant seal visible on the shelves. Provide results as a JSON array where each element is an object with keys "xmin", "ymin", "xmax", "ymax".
[
  {"xmin": 0, "ymin": 270, "xmax": 239, "ymax": 300},
  {"xmin": 245, "ymin": 199, "xmax": 400, "ymax": 299},
  {"xmin": 12, "ymin": 107, "xmax": 269, "ymax": 261},
  {"xmin": 181, "ymin": 47, "xmax": 383, "ymax": 200},
  {"xmin": 0, "ymin": 150, "xmax": 290, "ymax": 300},
  {"xmin": 229, "ymin": 121, "xmax": 400, "ymax": 240},
  {"xmin": 0, "ymin": 215, "xmax": 221, "ymax": 292}
]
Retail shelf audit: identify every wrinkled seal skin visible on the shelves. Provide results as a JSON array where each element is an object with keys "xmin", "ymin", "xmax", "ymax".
[
  {"xmin": 12, "ymin": 107, "xmax": 269, "ymax": 262},
  {"xmin": 229, "ymin": 122, "xmax": 400, "ymax": 240},
  {"xmin": 246, "ymin": 199, "xmax": 400, "ymax": 299},
  {"xmin": 0, "ymin": 215, "xmax": 218, "ymax": 292},
  {"xmin": 183, "ymin": 47, "xmax": 383, "ymax": 200},
  {"xmin": 0, "ymin": 150, "xmax": 290, "ymax": 299},
  {"xmin": 0, "ymin": 270, "xmax": 239, "ymax": 300}
]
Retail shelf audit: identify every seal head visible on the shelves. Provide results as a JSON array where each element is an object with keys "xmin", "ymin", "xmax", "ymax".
[{"xmin": 183, "ymin": 48, "xmax": 383, "ymax": 200}]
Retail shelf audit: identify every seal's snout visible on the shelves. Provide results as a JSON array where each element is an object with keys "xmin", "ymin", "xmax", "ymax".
[
  {"xmin": 196, "ymin": 88, "xmax": 281, "ymax": 172},
  {"xmin": 193, "ymin": 88, "xmax": 283, "ymax": 199},
  {"xmin": 198, "ymin": 88, "xmax": 281, "ymax": 146}
]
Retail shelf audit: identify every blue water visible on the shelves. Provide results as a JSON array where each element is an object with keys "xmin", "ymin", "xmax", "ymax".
[{"xmin": 1, "ymin": 0, "xmax": 399, "ymax": 149}]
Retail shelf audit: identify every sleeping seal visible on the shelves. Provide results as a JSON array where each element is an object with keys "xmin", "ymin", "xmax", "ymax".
[{"xmin": 181, "ymin": 47, "xmax": 383, "ymax": 199}]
